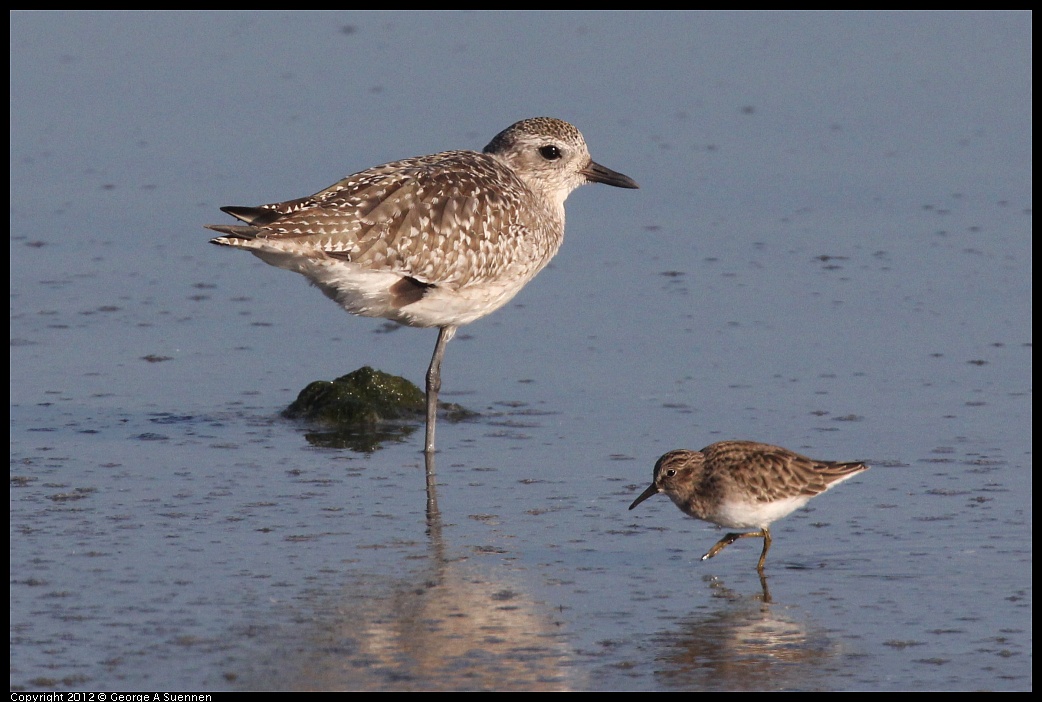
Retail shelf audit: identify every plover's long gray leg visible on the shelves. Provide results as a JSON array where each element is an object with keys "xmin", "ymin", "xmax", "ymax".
[{"xmin": 424, "ymin": 325, "xmax": 456, "ymax": 454}]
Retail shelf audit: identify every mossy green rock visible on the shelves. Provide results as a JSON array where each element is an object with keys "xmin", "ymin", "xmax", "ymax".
[{"xmin": 283, "ymin": 366, "xmax": 427, "ymax": 425}]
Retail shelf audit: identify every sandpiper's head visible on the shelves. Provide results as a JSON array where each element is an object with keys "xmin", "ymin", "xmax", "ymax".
[{"xmin": 629, "ymin": 449, "xmax": 701, "ymax": 510}]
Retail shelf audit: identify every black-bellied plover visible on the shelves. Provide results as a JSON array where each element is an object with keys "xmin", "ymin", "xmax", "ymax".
[
  {"xmin": 207, "ymin": 117, "xmax": 638, "ymax": 454},
  {"xmin": 629, "ymin": 441, "xmax": 868, "ymax": 571}
]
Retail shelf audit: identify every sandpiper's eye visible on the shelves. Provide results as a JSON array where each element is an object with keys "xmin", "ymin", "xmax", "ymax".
[
  {"xmin": 539, "ymin": 145, "xmax": 562, "ymax": 161},
  {"xmin": 665, "ymin": 469, "xmax": 677, "ymax": 477}
]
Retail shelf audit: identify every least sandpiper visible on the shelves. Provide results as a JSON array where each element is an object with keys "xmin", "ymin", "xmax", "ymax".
[{"xmin": 629, "ymin": 440, "xmax": 868, "ymax": 570}]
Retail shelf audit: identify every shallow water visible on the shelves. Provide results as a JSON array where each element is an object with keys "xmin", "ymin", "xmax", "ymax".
[{"xmin": 10, "ymin": 11, "xmax": 1031, "ymax": 691}]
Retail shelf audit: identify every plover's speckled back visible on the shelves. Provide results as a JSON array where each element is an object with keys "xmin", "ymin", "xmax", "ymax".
[
  {"xmin": 207, "ymin": 117, "xmax": 638, "ymax": 454},
  {"xmin": 629, "ymin": 441, "xmax": 868, "ymax": 571}
]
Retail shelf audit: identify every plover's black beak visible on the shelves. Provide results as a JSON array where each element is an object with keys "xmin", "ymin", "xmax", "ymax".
[
  {"xmin": 582, "ymin": 161, "xmax": 639, "ymax": 189},
  {"xmin": 628, "ymin": 482, "xmax": 660, "ymax": 510}
]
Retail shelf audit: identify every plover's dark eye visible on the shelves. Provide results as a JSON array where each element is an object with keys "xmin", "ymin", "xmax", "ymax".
[{"xmin": 539, "ymin": 145, "xmax": 561, "ymax": 161}]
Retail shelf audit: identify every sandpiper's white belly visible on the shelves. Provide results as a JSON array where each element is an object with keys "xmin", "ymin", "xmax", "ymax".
[{"xmin": 705, "ymin": 495, "xmax": 813, "ymax": 530}]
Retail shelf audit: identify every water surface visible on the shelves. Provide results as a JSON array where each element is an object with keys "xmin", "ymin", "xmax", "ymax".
[{"xmin": 10, "ymin": 11, "xmax": 1031, "ymax": 691}]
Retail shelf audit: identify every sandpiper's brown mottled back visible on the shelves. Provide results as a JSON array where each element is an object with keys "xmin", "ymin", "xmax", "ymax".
[
  {"xmin": 629, "ymin": 441, "xmax": 868, "ymax": 571},
  {"xmin": 207, "ymin": 118, "xmax": 638, "ymax": 454}
]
